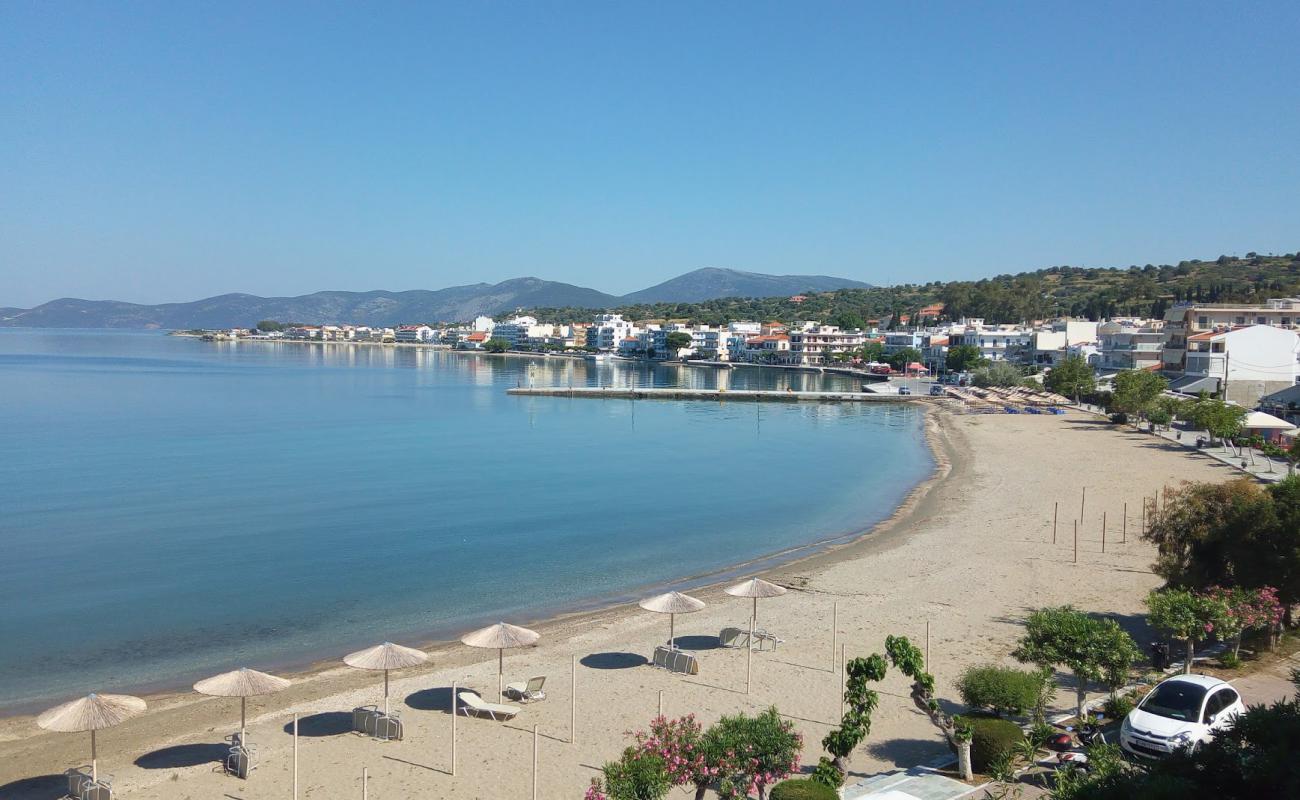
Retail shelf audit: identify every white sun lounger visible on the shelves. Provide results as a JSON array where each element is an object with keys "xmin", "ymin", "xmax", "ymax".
[
  {"xmin": 458, "ymin": 691, "xmax": 521, "ymax": 721},
  {"xmin": 719, "ymin": 627, "xmax": 750, "ymax": 648},
  {"xmin": 504, "ymin": 675, "xmax": 547, "ymax": 702}
]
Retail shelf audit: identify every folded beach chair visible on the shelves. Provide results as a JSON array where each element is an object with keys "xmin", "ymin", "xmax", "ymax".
[
  {"xmin": 718, "ymin": 627, "xmax": 750, "ymax": 648},
  {"xmin": 66, "ymin": 767, "xmax": 93, "ymax": 800},
  {"xmin": 352, "ymin": 705, "xmax": 378, "ymax": 734},
  {"xmin": 753, "ymin": 629, "xmax": 785, "ymax": 650},
  {"xmin": 504, "ymin": 676, "xmax": 547, "ymax": 703},
  {"xmin": 79, "ymin": 781, "xmax": 112, "ymax": 800},
  {"xmin": 225, "ymin": 743, "xmax": 255, "ymax": 779},
  {"xmin": 652, "ymin": 645, "xmax": 700, "ymax": 675},
  {"xmin": 458, "ymin": 691, "xmax": 521, "ymax": 721}
]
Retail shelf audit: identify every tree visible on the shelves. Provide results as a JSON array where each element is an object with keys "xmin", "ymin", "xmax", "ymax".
[
  {"xmin": 586, "ymin": 747, "xmax": 671, "ymax": 800},
  {"xmin": 957, "ymin": 664, "xmax": 1052, "ymax": 717},
  {"xmin": 665, "ymin": 331, "xmax": 693, "ymax": 355},
  {"xmin": 1012, "ymin": 606, "xmax": 1140, "ymax": 720},
  {"xmin": 886, "ymin": 347, "xmax": 923, "ymax": 371},
  {"xmin": 1204, "ymin": 586, "xmax": 1284, "ymax": 659},
  {"xmin": 828, "ymin": 311, "xmax": 866, "ymax": 330},
  {"xmin": 945, "ymin": 344, "xmax": 983, "ymax": 373},
  {"xmin": 1044, "ymin": 356, "xmax": 1095, "ymax": 400},
  {"xmin": 814, "ymin": 654, "xmax": 887, "ymax": 786},
  {"xmin": 1182, "ymin": 396, "xmax": 1247, "ymax": 444},
  {"xmin": 1146, "ymin": 588, "xmax": 1227, "ymax": 674},
  {"xmin": 856, "ymin": 341, "xmax": 884, "ymax": 363},
  {"xmin": 884, "ymin": 635, "xmax": 974, "ymax": 780},
  {"xmin": 255, "ymin": 319, "xmax": 284, "ymax": 332},
  {"xmin": 707, "ymin": 708, "xmax": 802, "ymax": 800},
  {"xmin": 1110, "ymin": 369, "xmax": 1168, "ymax": 417},
  {"xmin": 483, "ymin": 338, "xmax": 509, "ymax": 353},
  {"xmin": 972, "ymin": 361, "xmax": 1022, "ymax": 388}
]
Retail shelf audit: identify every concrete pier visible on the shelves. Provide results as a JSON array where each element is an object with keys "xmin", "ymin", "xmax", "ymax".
[{"xmin": 506, "ymin": 386, "xmax": 943, "ymax": 403}]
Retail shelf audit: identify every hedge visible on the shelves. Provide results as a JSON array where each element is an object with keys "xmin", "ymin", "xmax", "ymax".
[
  {"xmin": 958, "ymin": 714, "xmax": 1024, "ymax": 773},
  {"xmin": 957, "ymin": 664, "xmax": 1045, "ymax": 717},
  {"xmin": 770, "ymin": 778, "xmax": 840, "ymax": 800}
]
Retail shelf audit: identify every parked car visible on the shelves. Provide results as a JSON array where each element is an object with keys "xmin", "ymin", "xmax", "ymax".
[{"xmin": 1119, "ymin": 674, "xmax": 1245, "ymax": 759}]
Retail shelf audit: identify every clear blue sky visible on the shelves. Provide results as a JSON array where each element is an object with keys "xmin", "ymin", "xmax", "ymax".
[{"xmin": 2, "ymin": 1, "xmax": 1297, "ymax": 307}]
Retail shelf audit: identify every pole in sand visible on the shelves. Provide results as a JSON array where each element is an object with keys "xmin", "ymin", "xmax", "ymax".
[
  {"xmin": 532, "ymin": 725, "xmax": 539, "ymax": 800},
  {"xmin": 1123, "ymin": 501, "xmax": 1128, "ymax": 543},
  {"xmin": 362, "ymin": 767, "xmax": 368, "ymax": 800},
  {"xmin": 571, "ymin": 655, "xmax": 577, "ymax": 745},
  {"xmin": 831, "ymin": 600, "xmax": 838, "ymax": 673},
  {"xmin": 451, "ymin": 680, "xmax": 457, "ymax": 776},
  {"xmin": 1102, "ymin": 510, "xmax": 1107, "ymax": 553},
  {"xmin": 1052, "ymin": 502, "xmax": 1058, "ymax": 544},
  {"xmin": 1080, "ymin": 486, "xmax": 1086, "ymax": 526}
]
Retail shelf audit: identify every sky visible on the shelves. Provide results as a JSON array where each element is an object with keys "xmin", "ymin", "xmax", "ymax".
[{"xmin": 2, "ymin": 1, "xmax": 1298, "ymax": 307}]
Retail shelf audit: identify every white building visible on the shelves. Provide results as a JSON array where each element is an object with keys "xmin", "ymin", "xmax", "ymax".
[
  {"xmin": 1173, "ymin": 324, "xmax": 1300, "ymax": 405},
  {"xmin": 1096, "ymin": 320, "xmax": 1163, "ymax": 372},
  {"xmin": 472, "ymin": 316, "xmax": 496, "ymax": 333},
  {"xmin": 395, "ymin": 325, "xmax": 436, "ymax": 343},
  {"xmin": 490, "ymin": 315, "xmax": 555, "ymax": 349},
  {"xmin": 587, "ymin": 314, "xmax": 640, "ymax": 351},
  {"xmin": 1162, "ymin": 298, "xmax": 1300, "ymax": 372},
  {"xmin": 950, "ymin": 324, "xmax": 1033, "ymax": 363},
  {"xmin": 787, "ymin": 323, "xmax": 867, "ymax": 365}
]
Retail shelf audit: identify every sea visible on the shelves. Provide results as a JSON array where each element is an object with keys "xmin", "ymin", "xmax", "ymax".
[{"xmin": 0, "ymin": 329, "xmax": 932, "ymax": 712}]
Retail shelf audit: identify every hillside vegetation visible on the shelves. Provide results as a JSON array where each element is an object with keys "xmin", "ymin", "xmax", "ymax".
[{"xmin": 529, "ymin": 253, "xmax": 1300, "ymax": 327}]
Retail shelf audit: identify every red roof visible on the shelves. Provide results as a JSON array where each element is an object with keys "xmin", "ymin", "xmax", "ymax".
[{"xmin": 466, "ymin": 331, "xmax": 488, "ymax": 341}]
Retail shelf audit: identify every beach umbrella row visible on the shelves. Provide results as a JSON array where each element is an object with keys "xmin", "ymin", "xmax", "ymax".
[
  {"xmin": 37, "ymin": 692, "xmax": 147, "ymax": 783},
  {"xmin": 461, "ymin": 622, "xmax": 542, "ymax": 701},
  {"xmin": 344, "ymin": 641, "xmax": 428, "ymax": 716}
]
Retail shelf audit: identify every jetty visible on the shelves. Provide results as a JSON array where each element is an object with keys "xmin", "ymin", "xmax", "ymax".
[{"xmin": 506, "ymin": 386, "xmax": 944, "ymax": 403}]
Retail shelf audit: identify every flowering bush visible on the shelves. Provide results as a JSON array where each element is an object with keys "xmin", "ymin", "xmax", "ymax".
[
  {"xmin": 585, "ymin": 746, "xmax": 671, "ymax": 800},
  {"xmin": 630, "ymin": 714, "xmax": 716, "ymax": 798},
  {"xmin": 1205, "ymin": 585, "xmax": 1285, "ymax": 657}
]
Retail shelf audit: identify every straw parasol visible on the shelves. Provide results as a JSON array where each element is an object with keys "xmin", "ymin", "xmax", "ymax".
[
  {"xmin": 460, "ymin": 622, "xmax": 541, "ymax": 701},
  {"xmin": 193, "ymin": 667, "xmax": 290, "ymax": 745},
  {"xmin": 725, "ymin": 578, "xmax": 787, "ymax": 628},
  {"xmin": 343, "ymin": 642, "xmax": 428, "ymax": 716},
  {"xmin": 37, "ymin": 692, "xmax": 146, "ymax": 782},
  {"xmin": 639, "ymin": 591, "xmax": 705, "ymax": 649}
]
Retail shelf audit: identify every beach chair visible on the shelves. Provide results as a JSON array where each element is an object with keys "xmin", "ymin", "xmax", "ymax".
[
  {"xmin": 225, "ymin": 743, "xmax": 255, "ymax": 779},
  {"xmin": 79, "ymin": 782, "xmax": 112, "ymax": 800},
  {"xmin": 753, "ymin": 629, "xmax": 785, "ymax": 650},
  {"xmin": 504, "ymin": 676, "xmax": 547, "ymax": 703},
  {"xmin": 652, "ymin": 645, "xmax": 700, "ymax": 675},
  {"xmin": 352, "ymin": 705, "xmax": 378, "ymax": 734},
  {"xmin": 66, "ymin": 767, "xmax": 93, "ymax": 800},
  {"xmin": 458, "ymin": 691, "xmax": 520, "ymax": 721},
  {"xmin": 718, "ymin": 627, "xmax": 750, "ymax": 648}
]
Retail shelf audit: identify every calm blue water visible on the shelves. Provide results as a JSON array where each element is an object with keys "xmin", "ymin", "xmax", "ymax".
[{"xmin": 0, "ymin": 330, "xmax": 931, "ymax": 710}]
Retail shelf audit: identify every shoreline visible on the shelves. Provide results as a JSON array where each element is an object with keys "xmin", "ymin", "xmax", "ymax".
[
  {"xmin": 0, "ymin": 411, "xmax": 1236, "ymax": 798},
  {"xmin": 0, "ymin": 406, "xmax": 945, "ymax": 721}
]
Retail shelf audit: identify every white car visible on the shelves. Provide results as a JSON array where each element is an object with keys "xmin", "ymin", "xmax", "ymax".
[{"xmin": 1120, "ymin": 674, "xmax": 1245, "ymax": 759}]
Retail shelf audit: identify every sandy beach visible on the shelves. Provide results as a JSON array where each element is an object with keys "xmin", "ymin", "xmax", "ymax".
[{"xmin": 0, "ymin": 410, "xmax": 1239, "ymax": 799}]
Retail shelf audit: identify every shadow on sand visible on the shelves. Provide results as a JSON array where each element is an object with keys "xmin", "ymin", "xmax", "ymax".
[
  {"xmin": 404, "ymin": 686, "xmax": 456, "ymax": 713},
  {"xmin": 135, "ymin": 742, "xmax": 228, "ymax": 769},
  {"xmin": 580, "ymin": 652, "xmax": 648, "ymax": 670},
  {"xmin": 0, "ymin": 775, "xmax": 66, "ymax": 800},
  {"xmin": 282, "ymin": 711, "xmax": 352, "ymax": 737}
]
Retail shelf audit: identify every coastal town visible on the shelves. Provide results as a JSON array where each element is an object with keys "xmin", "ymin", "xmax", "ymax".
[{"xmin": 201, "ymin": 294, "xmax": 1300, "ymax": 432}]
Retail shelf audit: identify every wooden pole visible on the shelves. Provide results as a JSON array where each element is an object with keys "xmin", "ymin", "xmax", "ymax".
[
  {"xmin": 1080, "ymin": 486, "xmax": 1086, "ymax": 526},
  {"xmin": 293, "ymin": 714, "xmax": 299, "ymax": 800},
  {"xmin": 1123, "ymin": 502, "xmax": 1128, "ymax": 544},
  {"xmin": 926, "ymin": 619, "xmax": 931, "ymax": 667},
  {"xmin": 532, "ymin": 725, "xmax": 539, "ymax": 800},
  {"xmin": 831, "ymin": 600, "xmax": 837, "ymax": 673},
  {"xmin": 1102, "ymin": 510, "xmax": 1107, "ymax": 553},
  {"xmin": 657, "ymin": 690, "xmax": 663, "ymax": 718},
  {"xmin": 451, "ymin": 680, "xmax": 457, "ymax": 776},
  {"xmin": 570, "ymin": 655, "xmax": 577, "ymax": 744},
  {"xmin": 362, "ymin": 767, "xmax": 368, "ymax": 800},
  {"xmin": 1073, "ymin": 519, "xmax": 1078, "ymax": 564},
  {"xmin": 746, "ymin": 597, "xmax": 754, "ymax": 694},
  {"xmin": 1141, "ymin": 498, "xmax": 1146, "ymax": 534},
  {"xmin": 1052, "ymin": 501, "xmax": 1058, "ymax": 544}
]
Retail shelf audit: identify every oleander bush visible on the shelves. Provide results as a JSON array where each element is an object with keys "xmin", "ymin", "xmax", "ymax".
[
  {"xmin": 769, "ymin": 777, "xmax": 839, "ymax": 800},
  {"xmin": 958, "ymin": 714, "xmax": 1024, "ymax": 774}
]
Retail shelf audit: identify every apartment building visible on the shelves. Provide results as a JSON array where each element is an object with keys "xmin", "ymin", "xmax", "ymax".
[
  {"xmin": 587, "ymin": 314, "xmax": 639, "ymax": 351},
  {"xmin": 1162, "ymin": 298, "xmax": 1300, "ymax": 372},
  {"xmin": 786, "ymin": 324, "xmax": 867, "ymax": 365},
  {"xmin": 1171, "ymin": 324, "xmax": 1300, "ymax": 405},
  {"xmin": 1096, "ymin": 320, "xmax": 1164, "ymax": 372}
]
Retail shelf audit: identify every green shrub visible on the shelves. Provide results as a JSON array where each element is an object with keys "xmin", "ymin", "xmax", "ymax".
[
  {"xmin": 1103, "ymin": 691, "xmax": 1137, "ymax": 720},
  {"xmin": 770, "ymin": 778, "xmax": 839, "ymax": 800},
  {"xmin": 958, "ymin": 715, "xmax": 1024, "ymax": 774},
  {"xmin": 1109, "ymin": 412, "xmax": 1129, "ymax": 424},
  {"xmin": 596, "ymin": 747, "xmax": 671, "ymax": 800},
  {"xmin": 957, "ymin": 664, "xmax": 1045, "ymax": 717}
]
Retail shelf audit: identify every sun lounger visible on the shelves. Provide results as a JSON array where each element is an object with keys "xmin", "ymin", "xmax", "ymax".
[
  {"xmin": 753, "ymin": 629, "xmax": 784, "ymax": 650},
  {"xmin": 225, "ymin": 743, "xmax": 255, "ymax": 779},
  {"xmin": 458, "ymin": 691, "xmax": 520, "ymax": 721},
  {"xmin": 719, "ymin": 627, "xmax": 751, "ymax": 648},
  {"xmin": 652, "ymin": 645, "xmax": 700, "ymax": 675},
  {"xmin": 66, "ymin": 767, "xmax": 93, "ymax": 800},
  {"xmin": 351, "ymin": 705, "xmax": 403, "ymax": 740},
  {"xmin": 504, "ymin": 675, "xmax": 547, "ymax": 702},
  {"xmin": 80, "ymin": 782, "xmax": 112, "ymax": 800}
]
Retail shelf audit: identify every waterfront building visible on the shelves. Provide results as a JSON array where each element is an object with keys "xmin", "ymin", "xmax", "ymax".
[
  {"xmin": 950, "ymin": 323, "xmax": 1032, "ymax": 363},
  {"xmin": 1161, "ymin": 298, "xmax": 1300, "ymax": 373},
  {"xmin": 787, "ymin": 323, "xmax": 867, "ymax": 365},
  {"xmin": 1259, "ymin": 383, "xmax": 1300, "ymax": 425},
  {"xmin": 395, "ymin": 325, "xmax": 436, "ymax": 343},
  {"xmin": 1096, "ymin": 320, "xmax": 1163, "ymax": 372},
  {"xmin": 1170, "ymin": 324, "xmax": 1300, "ymax": 406},
  {"xmin": 587, "ymin": 314, "xmax": 640, "ymax": 351}
]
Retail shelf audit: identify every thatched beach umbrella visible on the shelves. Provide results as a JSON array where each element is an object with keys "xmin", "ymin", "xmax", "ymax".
[
  {"xmin": 725, "ymin": 578, "xmax": 788, "ymax": 693},
  {"xmin": 639, "ymin": 591, "xmax": 705, "ymax": 649},
  {"xmin": 193, "ymin": 667, "xmax": 290, "ymax": 745},
  {"xmin": 343, "ymin": 642, "xmax": 428, "ymax": 716},
  {"xmin": 725, "ymin": 578, "xmax": 787, "ymax": 629},
  {"xmin": 460, "ymin": 622, "xmax": 541, "ymax": 701},
  {"xmin": 37, "ymin": 692, "xmax": 146, "ymax": 782}
]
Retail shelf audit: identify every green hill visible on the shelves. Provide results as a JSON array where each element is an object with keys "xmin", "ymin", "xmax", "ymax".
[{"xmin": 527, "ymin": 253, "xmax": 1300, "ymax": 327}]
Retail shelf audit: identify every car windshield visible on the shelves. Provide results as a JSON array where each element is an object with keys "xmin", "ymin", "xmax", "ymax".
[{"xmin": 1140, "ymin": 681, "xmax": 1208, "ymax": 722}]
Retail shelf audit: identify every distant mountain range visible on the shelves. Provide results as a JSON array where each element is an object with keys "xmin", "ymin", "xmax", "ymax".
[{"xmin": 0, "ymin": 269, "xmax": 870, "ymax": 329}]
